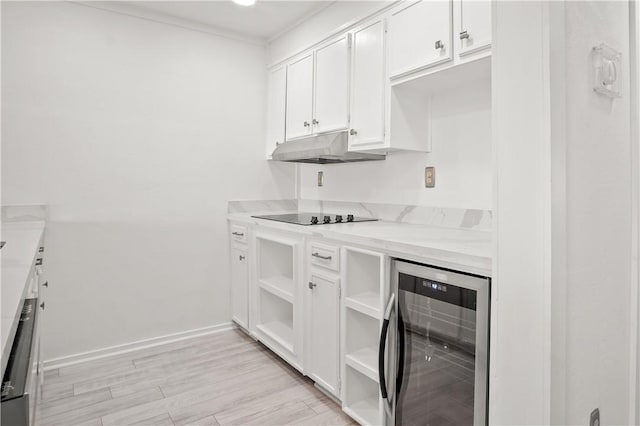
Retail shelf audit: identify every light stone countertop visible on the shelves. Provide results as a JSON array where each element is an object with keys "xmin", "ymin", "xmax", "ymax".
[
  {"xmin": 1, "ymin": 220, "xmax": 45, "ymax": 376},
  {"xmin": 228, "ymin": 212, "xmax": 492, "ymax": 277}
]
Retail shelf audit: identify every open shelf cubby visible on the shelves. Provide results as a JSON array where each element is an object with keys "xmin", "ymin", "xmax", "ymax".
[
  {"xmin": 343, "ymin": 366, "xmax": 382, "ymax": 426},
  {"xmin": 257, "ymin": 237, "xmax": 294, "ymax": 302},
  {"xmin": 256, "ymin": 288, "xmax": 294, "ymax": 353},
  {"xmin": 344, "ymin": 309, "xmax": 380, "ymax": 382},
  {"xmin": 344, "ymin": 249, "xmax": 382, "ymax": 319}
]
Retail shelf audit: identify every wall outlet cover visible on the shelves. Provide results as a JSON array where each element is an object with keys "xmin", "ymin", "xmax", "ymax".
[{"xmin": 425, "ymin": 167, "xmax": 435, "ymax": 188}]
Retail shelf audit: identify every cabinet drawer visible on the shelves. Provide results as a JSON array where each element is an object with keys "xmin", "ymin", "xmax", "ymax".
[
  {"xmin": 230, "ymin": 225, "xmax": 248, "ymax": 244},
  {"xmin": 309, "ymin": 243, "xmax": 340, "ymax": 272}
]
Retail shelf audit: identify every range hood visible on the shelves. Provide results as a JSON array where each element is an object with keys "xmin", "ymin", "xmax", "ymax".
[{"xmin": 271, "ymin": 131, "xmax": 385, "ymax": 164}]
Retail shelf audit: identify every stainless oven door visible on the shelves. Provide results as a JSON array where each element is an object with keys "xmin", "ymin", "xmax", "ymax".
[{"xmin": 388, "ymin": 260, "xmax": 489, "ymax": 426}]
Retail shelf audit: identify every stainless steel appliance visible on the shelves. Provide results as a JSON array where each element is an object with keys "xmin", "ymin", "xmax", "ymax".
[
  {"xmin": 1, "ymin": 298, "xmax": 41, "ymax": 426},
  {"xmin": 270, "ymin": 131, "xmax": 385, "ymax": 164},
  {"xmin": 380, "ymin": 260, "xmax": 490, "ymax": 426},
  {"xmin": 252, "ymin": 212, "xmax": 377, "ymax": 226}
]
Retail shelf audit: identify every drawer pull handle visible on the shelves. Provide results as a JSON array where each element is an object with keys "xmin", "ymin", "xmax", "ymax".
[
  {"xmin": 231, "ymin": 232, "xmax": 244, "ymax": 237},
  {"xmin": 35, "ymin": 258, "xmax": 43, "ymax": 266},
  {"xmin": 460, "ymin": 30, "xmax": 470, "ymax": 40},
  {"xmin": 42, "ymin": 281, "xmax": 49, "ymax": 288},
  {"xmin": 312, "ymin": 252, "xmax": 332, "ymax": 260},
  {"xmin": 40, "ymin": 302, "xmax": 45, "ymax": 310},
  {"xmin": 308, "ymin": 282, "xmax": 317, "ymax": 290},
  {"xmin": 239, "ymin": 255, "xmax": 245, "ymax": 261}
]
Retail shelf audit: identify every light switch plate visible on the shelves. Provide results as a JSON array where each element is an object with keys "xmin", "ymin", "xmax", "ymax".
[
  {"xmin": 425, "ymin": 167, "xmax": 435, "ymax": 188},
  {"xmin": 317, "ymin": 171, "xmax": 324, "ymax": 187}
]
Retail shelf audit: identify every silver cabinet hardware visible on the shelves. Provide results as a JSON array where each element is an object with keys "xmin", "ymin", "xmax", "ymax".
[
  {"xmin": 312, "ymin": 252, "xmax": 332, "ymax": 260},
  {"xmin": 35, "ymin": 258, "xmax": 43, "ymax": 266},
  {"xmin": 435, "ymin": 40, "xmax": 444, "ymax": 50},
  {"xmin": 349, "ymin": 129, "xmax": 358, "ymax": 136},
  {"xmin": 42, "ymin": 281, "xmax": 48, "ymax": 288},
  {"xmin": 308, "ymin": 282, "xmax": 317, "ymax": 290},
  {"xmin": 38, "ymin": 247, "xmax": 45, "ymax": 253},
  {"xmin": 40, "ymin": 302, "xmax": 45, "ymax": 310},
  {"xmin": 239, "ymin": 255, "xmax": 245, "ymax": 261},
  {"xmin": 460, "ymin": 30, "xmax": 469, "ymax": 40},
  {"xmin": 275, "ymin": 142, "xmax": 282, "ymax": 146},
  {"xmin": 312, "ymin": 118, "xmax": 319, "ymax": 125},
  {"xmin": 303, "ymin": 121, "xmax": 310, "ymax": 127},
  {"xmin": 231, "ymin": 232, "xmax": 244, "ymax": 236}
]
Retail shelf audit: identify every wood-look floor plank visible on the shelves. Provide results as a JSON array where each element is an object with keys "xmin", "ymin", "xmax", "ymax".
[
  {"xmin": 130, "ymin": 413, "xmax": 175, "ymax": 426},
  {"xmin": 37, "ymin": 330, "xmax": 349, "ymax": 426},
  {"xmin": 39, "ymin": 387, "xmax": 164, "ymax": 425},
  {"xmin": 215, "ymin": 399, "xmax": 315, "ymax": 426},
  {"xmin": 181, "ymin": 415, "xmax": 219, "ymax": 426}
]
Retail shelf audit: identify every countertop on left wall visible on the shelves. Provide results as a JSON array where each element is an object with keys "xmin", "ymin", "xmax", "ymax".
[{"xmin": 1, "ymin": 220, "xmax": 45, "ymax": 376}]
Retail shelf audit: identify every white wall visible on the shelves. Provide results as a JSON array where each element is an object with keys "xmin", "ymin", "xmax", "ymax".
[
  {"xmin": 268, "ymin": 1, "xmax": 492, "ymax": 210},
  {"xmin": 560, "ymin": 1, "xmax": 632, "ymax": 424},
  {"xmin": 1, "ymin": 1, "xmax": 295, "ymax": 360}
]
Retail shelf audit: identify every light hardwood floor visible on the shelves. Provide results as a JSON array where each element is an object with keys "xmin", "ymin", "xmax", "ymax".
[{"xmin": 36, "ymin": 329, "xmax": 357, "ymax": 426}]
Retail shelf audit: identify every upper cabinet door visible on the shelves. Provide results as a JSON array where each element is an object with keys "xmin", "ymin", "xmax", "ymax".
[
  {"xmin": 266, "ymin": 66, "xmax": 287, "ymax": 159},
  {"xmin": 388, "ymin": 0, "xmax": 452, "ymax": 79},
  {"xmin": 286, "ymin": 53, "xmax": 314, "ymax": 140},
  {"xmin": 349, "ymin": 18, "xmax": 386, "ymax": 150},
  {"xmin": 314, "ymin": 35, "xmax": 350, "ymax": 134},
  {"xmin": 456, "ymin": 0, "xmax": 491, "ymax": 56}
]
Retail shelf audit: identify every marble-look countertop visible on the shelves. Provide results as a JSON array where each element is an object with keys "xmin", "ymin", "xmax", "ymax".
[
  {"xmin": 1, "ymin": 220, "xmax": 45, "ymax": 376},
  {"xmin": 228, "ymin": 212, "xmax": 492, "ymax": 277}
]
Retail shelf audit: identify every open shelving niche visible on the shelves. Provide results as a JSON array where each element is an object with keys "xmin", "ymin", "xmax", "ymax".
[
  {"xmin": 341, "ymin": 247, "xmax": 386, "ymax": 426},
  {"xmin": 255, "ymin": 235, "xmax": 296, "ymax": 355}
]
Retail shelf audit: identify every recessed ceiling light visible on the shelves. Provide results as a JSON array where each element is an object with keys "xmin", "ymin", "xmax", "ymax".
[{"xmin": 233, "ymin": 0, "xmax": 256, "ymax": 6}]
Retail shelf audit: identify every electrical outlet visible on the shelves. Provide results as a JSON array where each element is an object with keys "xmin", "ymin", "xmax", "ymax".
[
  {"xmin": 590, "ymin": 408, "xmax": 600, "ymax": 426},
  {"xmin": 425, "ymin": 167, "xmax": 435, "ymax": 188},
  {"xmin": 317, "ymin": 171, "xmax": 324, "ymax": 187}
]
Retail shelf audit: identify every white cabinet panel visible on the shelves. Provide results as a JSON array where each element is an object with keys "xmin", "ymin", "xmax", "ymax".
[
  {"xmin": 457, "ymin": 0, "xmax": 491, "ymax": 56},
  {"xmin": 388, "ymin": 0, "xmax": 452, "ymax": 79},
  {"xmin": 314, "ymin": 35, "xmax": 350, "ymax": 134},
  {"xmin": 231, "ymin": 247, "xmax": 249, "ymax": 329},
  {"xmin": 286, "ymin": 54, "xmax": 314, "ymax": 140},
  {"xmin": 266, "ymin": 66, "xmax": 287, "ymax": 159},
  {"xmin": 349, "ymin": 18, "xmax": 386, "ymax": 150},
  {"xmin": 308, "ymin": 273, "xmax": 340, "ymax": 396}
]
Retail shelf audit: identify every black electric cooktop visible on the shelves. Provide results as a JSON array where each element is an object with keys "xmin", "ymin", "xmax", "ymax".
[{"xmin": 252, "ymin": 212, "xmax": 378, "ymax": 226}]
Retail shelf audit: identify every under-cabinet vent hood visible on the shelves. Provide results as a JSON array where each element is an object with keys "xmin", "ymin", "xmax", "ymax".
[{"xmin": 271, "ymin": 131, "xmax": 385, "ymax": 164}]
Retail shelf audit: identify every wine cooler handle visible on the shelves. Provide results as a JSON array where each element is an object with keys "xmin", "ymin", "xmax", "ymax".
[{"xmin": 378, "ymin": 293, "xmax": 395, "ymax": 399}]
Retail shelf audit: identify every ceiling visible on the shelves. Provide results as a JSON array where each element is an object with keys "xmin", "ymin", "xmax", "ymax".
[{"xmin": 124, "ymin": 1, "xmax": 332, "ymax": 41}]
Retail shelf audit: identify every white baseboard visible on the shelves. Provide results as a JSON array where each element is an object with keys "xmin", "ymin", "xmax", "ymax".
[{"xmin": 43, "ymin": 322, "xmax": 235, "ymax": 370}]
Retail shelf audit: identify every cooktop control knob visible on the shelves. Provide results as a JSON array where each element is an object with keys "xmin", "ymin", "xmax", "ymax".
[
  {"xmin": 310, "ymin": 216, "xmax": 319, "ymax": 225},
  {"xmin": 335, "ymin": 215, "xmax": 343, "ymax": 223},
  {"xmin": 323, "ymin": 215, "xmax": 331, "ymax": 224},
  {"xmin": 347, "ymin": 214, "xmax": 354, "ymax": 222}
]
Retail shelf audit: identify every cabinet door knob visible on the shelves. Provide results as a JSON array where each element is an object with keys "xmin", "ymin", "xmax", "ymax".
[
  {"xmin": 312, "ymin": 118, "xmax": 319, "ymax": 125},
  {"xmin": 303, "ymin": 121, "xmax": 310, "ymax": 127},
  {"xmin": 460, "ymin": 30, "xmax": 469, "ymax": 40},
  {"xmin": 349, "ymin": 129, "xmax": 358, "ymax": 136},
  {"xmin": 275, "ymin": 141, "xmax": 282, "ymax": 146},
  {"xmin": 40, "ymin": 302, "xmax": 45, "ymax": 310},
  {"xmin": 308, "ymin": 282, "xmax": 317, "ymax": 290},
  {"xmin": 42, "ymin": 281, "xmax": 48, "ymax": 288},
  {"xmin": 435, "ymin": 40, "xmax": 444, "ymax": 50},
  {"xmin": 239, "ymin": 255, "xmax": 245, "ymax": 261}
]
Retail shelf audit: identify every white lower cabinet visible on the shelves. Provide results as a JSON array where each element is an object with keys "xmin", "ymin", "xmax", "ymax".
[
  {"xmin": 230, "ymin": 246, "xmax": 249, "ymax": 329},
  {"xmin": 307, "ymin": 271, "xmax": 340, "ymax": 397},
  {"xmin": 231, "ymin": 222, "xmax": 390, "ymax": 425},
  {"xmin": 253, "ymin": 229, "xmax": 304, "ymax": 370}
]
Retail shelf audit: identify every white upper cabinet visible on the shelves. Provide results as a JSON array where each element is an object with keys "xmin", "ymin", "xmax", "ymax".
[
  {"xmin": 455, "ymin": 0, "xmax": 492, "ymax": 56},
  {"xmin": 388, "ymin": 0, "xmax": 452, "ymax": 79},
  {"xmin": 266, "ymin": 66, "xmax": 287, "ymax": 159},
  {"xmin": 286, "ymin": 53, "xmax": 314, "ymax": 140},
  {"xmin": 314, "ymin": 35, "xmax": 350, "ymax": 134},
  {"xmin": 349, "ymin": 18, "xmax": 386, "ymax": 151}
]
